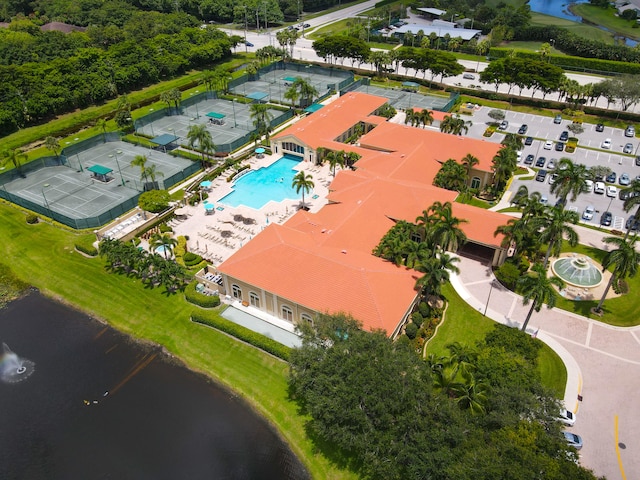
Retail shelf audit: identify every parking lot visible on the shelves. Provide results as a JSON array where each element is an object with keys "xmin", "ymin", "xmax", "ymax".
[{"xmin": 465, "ymin": 108, "xmax": 639, "ymax": 231}]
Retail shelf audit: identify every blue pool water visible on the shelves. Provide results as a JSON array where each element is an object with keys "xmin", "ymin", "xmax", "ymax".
[{"xmin": 219, "ymin": 155, "xmax": 308, "ymax": 210}]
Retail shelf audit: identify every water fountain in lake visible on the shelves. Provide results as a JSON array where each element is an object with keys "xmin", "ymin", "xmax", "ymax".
[{"xmin": 1, "ymin": 343, "xmax": 35, "ymax": 383}]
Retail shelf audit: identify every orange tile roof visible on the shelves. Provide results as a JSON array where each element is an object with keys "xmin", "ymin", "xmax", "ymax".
[
  {"xmin": 221, "ymin": 92, "xmax": 510, "ymax": 335},
  {"xmin": 410, "ymin": 108, "xmax": 450, "ymax": 123}
]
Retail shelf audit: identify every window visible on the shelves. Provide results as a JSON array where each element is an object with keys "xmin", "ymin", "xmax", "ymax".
[
  {"xmin": 249, "ymin": 292, "xmax": 260, "ymax": 308},
  {"xmin": 231, "ymin": 284, "xmax": 242, "ymax": 300},
  {"xmin": 282, "ymin": 142, "xmax": 304, "ymax": 155},
  {"xmin": 410, "ymin": 232, "xmax": 421, "ymax": 243},
  {"xmin": 281, "ymin": 305, "xmax": 293, "ymax": 322},
  {"xmin": 301, "ymin": 313, "xmax": 313, "ymax": 326},
  {"xmin": 471, "ymin": 176, "xmax": 481, "ymax": 189}
]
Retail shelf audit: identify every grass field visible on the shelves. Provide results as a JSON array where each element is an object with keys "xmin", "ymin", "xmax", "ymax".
[
  {"xmin": 530, "ymin": 12, "xmax": 616, "ymax": 44},
  {"xmin": 572, "ymin": 4, "xmax": 640, "ymax": 40},
  {"xmin": 501, "ymin": 41, "xmax": 566, "ymax": 55}
]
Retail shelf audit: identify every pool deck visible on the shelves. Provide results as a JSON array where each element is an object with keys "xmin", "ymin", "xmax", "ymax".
[{"xmin": 171, "ymin": 152, "xmax": 334, "ymax": 266}]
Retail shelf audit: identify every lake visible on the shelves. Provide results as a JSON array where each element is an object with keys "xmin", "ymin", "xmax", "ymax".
[{"xmin": 0, "ymin": 291, "xmax": 309, "ymax": 480}]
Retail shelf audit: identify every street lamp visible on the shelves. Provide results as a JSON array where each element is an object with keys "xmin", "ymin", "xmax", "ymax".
[
  {"xmin": 42, "ymin": 183, "xmax": 51, "ymax": 216},
  {"xmin": 190, "ymin": 92, "xmax": 200, "ymax": 118},
  {"xmin": 109, "ymin": 150, "xmax": 125, "ymax": 186},
  {"xmin": 232, "ymin": 98, "xmax": 237, "ymax": 127},
  {"xmin": 483, "ymin": 279, "xmax": 498, "ymax": 316}
]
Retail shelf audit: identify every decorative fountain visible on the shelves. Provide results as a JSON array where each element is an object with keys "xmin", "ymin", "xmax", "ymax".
[
  {"xmin": 1, "ymin": 343, "xmax": 35, "ymax": 384},
  {"xmin": 551, "ymin": 255, "xmax": 603, "ymax": 289}
]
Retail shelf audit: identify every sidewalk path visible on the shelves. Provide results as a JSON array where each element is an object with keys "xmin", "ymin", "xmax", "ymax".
[{"xmin": 450, "ymin": 254, "xmax": 640, "ymax": 479}]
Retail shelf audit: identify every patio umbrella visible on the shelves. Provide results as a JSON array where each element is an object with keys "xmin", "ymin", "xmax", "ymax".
[
  {"xmin": 204, "ymin": 202, "xmax": 215, "ymax": 212},
  {"xmin": 200, "ymin": 180, "xmax": 212, "ymax": 189},
  {"xmin": 255, "ymin": 147, "xmax": 265, "ymax": 154}
]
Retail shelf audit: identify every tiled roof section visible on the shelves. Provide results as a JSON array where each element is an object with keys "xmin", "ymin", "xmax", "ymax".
[
  {"xmin": 451, "ymin": 203, "xmax": 507, "ymax": 247},
  {"xmin": 220, "ymin": 225, "xmax": 419, "ymax": 334},
  {"xmin": 410, "ymin": 108, "xmax": 450, "ymax": 123},
  {"xmin": 358, "ymin": 121, "xmax": 499, "ymax": 173},
  {"xmin": 273, "ymin": 92, "xmax": 388, "ymax": 148}
]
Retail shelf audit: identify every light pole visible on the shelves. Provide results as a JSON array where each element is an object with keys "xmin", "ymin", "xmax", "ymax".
[
  {"xmin": 41, "ymin": 183, "xmax": 51, "ymax": 216},
  {"xmin": 232, "ymin": 98, "xmax": 237, "ymax": 127},
  {"xmin": 149, "ymin": 108, "xmax": 155, "ymax": 136},
  {"xmin": 109, "ymin": 150, "xmax": 125, "ymax": 186},
  {"xmin": 483, "ymin": 279, "xmax": 497, "ymax": 316},
  {"xmin": 190, "ymin": 91, "xmax": 200, "ymax": 118}
]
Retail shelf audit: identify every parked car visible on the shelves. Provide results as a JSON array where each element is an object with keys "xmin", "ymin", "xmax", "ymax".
[
  {"xmin": 524, "ymin": 154, "xmax": 534, "ymax": 165},
  {"xmin": 554, "ymin": 114, "xmax": 562, "ymax": 124},
  {"xmin": 303, "ymin": 23, "xmax": 311, "ymax": 28},
  {"xmin": 594, "ymin": 181, "xmax": 606, "ymax": 194},
  {"xmin": 600, "ymin": 211, "xmax": 613, "ymax": 226},
  {"xmin": 563, "ymin": 431, "xmax": 583, "ymax": 450},
  {"xmin": 625, "ymin": 125, "xmax": 635, "ymax": 137},
  {"xmin": 596, "ymin": 123, "xmax": 605, "ymax": 132},
  {"xmin": 462, "ymin": 73, "xmax": 475, "ymax": 80},
  {"xmin": 559, "ymin": 131, "xmax": 569, "ymax": 141},
  {"xmin": 518, "ymin": 124, "xmax": 528, "ymax": 134},
  {"xmin": 547, "ymin": 159, "xmax": 557, "ymax": 170},
  {"xmin": 499, "ymin": 120, "xmax": 509, "ymax": 130},
  {"xmin": 623, "ymin": 143, "xmax": 634, "ymax": 154},
  {"xmin": 619, "ymin": 173, "xmax": 631, "ymax": 185},
  {"xmin": 555, "ymin": 142, "xmax": 564, "ymax": 152},
  {"xmin": 601, "ymin": 138, "xmax": 612, "ymax": 149},
  {"xmin": 245, "ymin": 41, "xmax": 254, "ymax": 47},
  {"xmin": 583, "ymin": 179, "xmax": 593, "ymax": 192},
  {"xmin": 555, "ymin": 198, "xmax": 566, "ymax": 208},
  {"xmin": 582, "ymin": 205, "xmax": 595, "ymax": 221},
  {"xmin": 620, "ymin": 189, "xmax": 639, "ymax": 201},
  {"xmin": 524, "ymin": 136, "xmax": 534, "ymax": 146},
  {"xmin": 626, "ymin": 215, "xmax": 639, "ymax": 231},
  {"xmin": 536, "ymin": 169, "xmax": 548, "ymax": 182},
  {"xmin": 607, "ymin": 185, "xmax": 618, "ymax": 197},
  {"xmin": 549, "ymin": 173, "xmax": 558, "ymax": 184},
  {"xmin": 559, "ymin": 409, "xmax": 577, "ymax": 426},
  {"xmin": 636, "ymin": 156, "xmax": 640, "ymax": 166},
  {"xmin": 544, "ymin": 140, "xmax": 553, "ymax": 150},
  {"xmin": 536, "ymin": 156, "xmax": 546, "ymax": 167},
  {"xmin": 606, "ymin": 171, "xmax": 617, "ymax": 183}
]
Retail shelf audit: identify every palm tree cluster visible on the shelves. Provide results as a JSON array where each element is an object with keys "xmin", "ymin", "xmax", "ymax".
[
  {"xmin": 373, "ymin": 201, "xmax": 466, "ymax": 302},
  {"xmin": 283, "ymin": 77, "xmax": 319, "ymax": 109},
  {"xmin": 99, "ymin": 236, "xmax": 189, "ymax": 293},
  {"xmin": 439, "ymin": 114, "xmax": 472, "ymax": 136},
  {"xmin": 186, "ymin": 124, "xmax": 216, "ymax": 168},
  {"xmin": 427, "ymin": 342, "xmax": 490, "ymax": 415},
  {"xmin": 249, "ymin": 103, "xmax": 275, "ymax": 141},
  {"xmin": 316, "ymin": 148, "xmax": 361, "ymax": 174},
  {"xmin": 130, "ymin": 154, "xmax": 163, "ymax": 191},
  {"xmin": 404, "ymin": 108, "xmax": 433, "ymax": 128},
  {"xmin": 433, "ymin": 153, "xmax": 479, "ymax": 192}
]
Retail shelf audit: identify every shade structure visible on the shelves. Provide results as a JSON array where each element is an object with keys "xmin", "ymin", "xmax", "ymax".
[
  {"xmin": 205, "ymin": 112, "xmax": 225, "ymax": 119},
  {"xmin": 204, "ymin": 202, "xmax": 215, "ymax": 211},
  {"xmin": 200, "ymin": 180, "xmax": 212, "ymax": 188},
  {"xmin": 255, "ymin": 148, "xmax": 265, "ymax": 154}
]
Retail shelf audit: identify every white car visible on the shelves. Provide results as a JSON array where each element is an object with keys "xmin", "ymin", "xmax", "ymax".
[
  {"xmin": 583, "ymin": 179, "xmax": 593, "ymax": 192},
  {"xmin": 594, "ymin": 181, "xmax": 606, "ymax": 194},
  {"xmin": 582, "ymin": 205, "xmax": 595, "ymax": 221},
  {"xmin": 602, "ymin": 138, "xmax": 612, "ymax": 149},
  {"xmin": 607, "ymin": 185, "xmax": 618, "ymax": 197},
  {"xmin": 544, "ymin": 140, "xmax": 553, "ymax": 150},
  {"xmin": 559, "ymin": 408, "xmax": 577, "ymax": 426},
  {"xmin": 563, "ymin": 431, "xmax": 583, "ymax": 450}
]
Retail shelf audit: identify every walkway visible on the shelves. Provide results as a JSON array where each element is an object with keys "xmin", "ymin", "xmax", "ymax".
[{"xmin": 450, "ymin": 254, "xmax": 640, "ymax": 479}]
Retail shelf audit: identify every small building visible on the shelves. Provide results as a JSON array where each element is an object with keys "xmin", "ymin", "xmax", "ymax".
[
  {"xmin": 393, "ymin": 23, "xmax": 482, "ymax": 42},
  {"xmin": 416, "ymin": 7, "xmax": 447, "ymax": 20}
]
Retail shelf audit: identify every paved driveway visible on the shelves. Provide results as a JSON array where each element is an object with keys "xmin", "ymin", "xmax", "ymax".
[{"xmin": 451, "ymin": 255, "xmax": 640, "ymax": 480}]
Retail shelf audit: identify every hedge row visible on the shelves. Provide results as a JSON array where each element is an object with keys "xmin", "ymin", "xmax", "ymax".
[
  {"xmin": 185, "ymin": 281, "xmax": 221, "ymax": 308},
  {"xmin": 489, "ymin": 48, "xmax": 640, "ymax": 75},
  {"xmin": 75, "ymin": 243, "xmax": 99, "ymax": 257},
  {"xmin": 191, "ymin": 310, "xmax": 292, "ymax": 361}
]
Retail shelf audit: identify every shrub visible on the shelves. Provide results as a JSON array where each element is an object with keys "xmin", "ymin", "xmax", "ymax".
[
  {"xmin": 138, "ymin": 190, "xmax": 170, "ymax": 213},
  {"xmin": 183, "ymin": 252, "xmax": 203, "ymax": 267},
  {"xmin": 418, "ymin": 302, "xmax": 430, "ymax": 317},
  {"xmin": 484, "ymin": 324, "xmax": 541, "ymax": 362},
  {"xmin": 405, "ymin": 322, "xmax": 418, "ymax": 340},
  {"xmin": 159, "ymin": 223, "xmax": 172, "ymax": 233},
  {"xmin": 185, "ymin": 281, "xmax": 221, "ymax": 308},
  {"xmin": 132, "ymin": 237, "xmax": 141, "ymax": 247},
  {"xmin": 494, "ymin": 261, "xmax": 521, "ymax": 291},
  {"xmin": 75, "ymin": 243, "xmax": 98, "ymax": 256},
  {"xmin": 26, "ymin": 214, "xmax": 39, "ymax": 224},
  {"xmin": 191, "ymin": 310, "xmax": 291, "ymax": 361},
  {"xmin": 613, "ymin": 279, "xmax": 629, "ymax": 295},
  {"xmin": 411, "ymin": 311, "xmax": 424, "ymax": 327}
]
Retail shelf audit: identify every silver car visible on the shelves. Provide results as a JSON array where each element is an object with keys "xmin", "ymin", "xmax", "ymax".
[
  {"xmin": 582, "ymin": 205, "xmax": 595, "ymax": 221},
  {"xmin": 563, "ymin": 431, "xmax": 583, "ymax": 450},
  {"xmin": 623, "ymin": 143, "xmax": 634, "ymax": 154}
]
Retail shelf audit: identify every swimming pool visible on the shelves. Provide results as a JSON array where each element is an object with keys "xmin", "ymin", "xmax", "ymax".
[{"xmin": 219, "ymin": 154, "xmax": 308, "ymax": 210}]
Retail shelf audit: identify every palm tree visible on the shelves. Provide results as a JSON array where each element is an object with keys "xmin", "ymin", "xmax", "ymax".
[
  {"xmin": 292, "ymin": 171, "xmax": 314, "ymax": 209},
  {"xmin": 404, "ymin": 108, "xmax": 417, "ymax": 126},
  {"xmin": 200, "ymin": 70, "xmax": 217, "ymax": 95},
  {"xmin": 284, "ymin": 85, "xmax": 300, "ymax": 109},
  {"xmin": 143, "ymin": 164, "xmax": 164, "ymax": 190},
  {"xmin": 501, "ymin": 133, "xmax": 523, "ymax": 152},
  {"xmin": 249, "ymin": 103, "xmax": 274, "ymax": 140},
  {"xmin": 440, "ymin": 114, "xmax": 471, "ymax": 135},
  {"xmin": 621, "ymin": 178, "xmax": 640, "ymax": 239},
  {"xmin": 95, "ymin": 118, "xmax": 108, "ymax": 142},
  {"xmin": 44, "ymin": 136, "xmax": 60, "ymax": 159},
  {"xmin": 130, "ymin": 154, "xmax": 149, "ymax": 185},
  {"xmin": 594, "ymin": 236, "xmax": 640, "ymax": 313},
  {"xmin": 414, "ymin": 249, "xmax": 460, "ymax": 300},
  {"xmin": 535, "ymin": 207, "xmax": 579, "ymax": 267},
  {"xmin": 491, "ymin": 147, "xmax": 517, "ymax": 191},
  {"xmin": 419, "ymin": 109, "xmax": 434, "ymax": 128},
  {"xmin": 550, "ymin": 158, "xmax": 588, "ymax": 208},
  {"xmin": 292, "ymin": 77, "xmax": 319, "ymax": 108},
  {"xmin": 186, "ymin": 124, "xmax": 215, "ymax": 168},
  {"xmin": 461, "ymin": 153, "xmax": 479, "ymax": 184},
  {"xmin": 1, "ymin": 148, "xmax": 27, "ymax": 176},
  {"xmin": 518, "ymin": 263, "xmax": 565, "ymax": 332},
  {"xmin": 325, "ymin": 150, "xmax": 345, "ymax": 176},
  {"xmin": 150, "ymin": 233, "xmax": 178, "ymax": 260},
  {"xmin": 432, "ymin": 201, "xmax": 468, "ymax": 252}
]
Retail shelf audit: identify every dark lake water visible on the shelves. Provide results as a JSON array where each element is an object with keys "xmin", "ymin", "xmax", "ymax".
[{"xmin": 0, "ymin": 291, "xmax": 309, "ymax": 480}]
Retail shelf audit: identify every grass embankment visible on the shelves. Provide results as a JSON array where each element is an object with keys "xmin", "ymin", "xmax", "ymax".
[
  {"xmin": 0, "ymin": 203, "xmax": 357, "ymax": 480},
  {"xmin": 529, "ymin": 11, "xmax": 616, "ymax": 44},
  {"xmin": 427, "ymin": 284, "xmax": 567, "ymax": 398},
  {"xmin": 572, "ymin": 4, "xmax": 640, "ymax": 40}
]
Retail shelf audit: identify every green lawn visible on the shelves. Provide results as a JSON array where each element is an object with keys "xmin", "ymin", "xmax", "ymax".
[
  {"xmin": 530, "ymin": 12, "xmax": 616, "ymax": 44},
  {"xmin": 427, "ymin": 284, "xmax": 567, "ymax": 395},
  {"xmin": 500, "ymin": 41, "xmax": 566, "ymax": 55},
  {"xmin": 572, "ymin": 4, "xmax": 640, "ymax": 40},
  {"xmin": 0, "ymin": 203, "xmax": 358, "ymax": 480}
]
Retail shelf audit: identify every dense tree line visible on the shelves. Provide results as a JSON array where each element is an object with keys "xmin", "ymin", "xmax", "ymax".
[
  {"xmin": 0, "ymin": 15, "xmax": 232, "ymax": 136},
  {"xmin": 289, "ymin": 313, "xmax": 602, "ymax": 480}
]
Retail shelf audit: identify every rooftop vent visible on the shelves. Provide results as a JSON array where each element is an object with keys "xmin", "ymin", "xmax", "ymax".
[{"xmin": 341, "ymin": 249, "xmax": 347, "ymax": 254}]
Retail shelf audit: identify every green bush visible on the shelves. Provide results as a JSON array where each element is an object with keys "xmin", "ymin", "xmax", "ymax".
[
  {"xmin": 185, "ymin": 281, "xmax": 221, "ymax": 308},
  {"xmin": 183, "ymin": 251, "xmax": 203, "ymax": 266},
  {"xmin": 411, "ymin": 311, "xmax": 424, "ymax": 327},
  {"xmin": 418, "ymin": 302, "xmax": 430, "ymax": 318},
  {"xmin": 26, "ymin": 214, "xmax": 39, "ymax": 224},
  {"xmin": 191, "ymin": 310, "xmax": 291, "ymax": 361},
  {"xmin": 75, "ymin": 243, "xmax": 98, "ymax": 256},
  {"xmin": 613, "ymin": 279, "xmax": 629, "ymax": 295},
  {"xmin": 484, "ymin": 324, "xmax": 541, "ymax": 363},
  {"xmin": 138, "ymin": 190, "xmax": 170, "ymax": 213},
  {"xmin": 159, "ymin": 223, "xmax": 173, "ymax": 233},
  {"xmin": 494, "ymin": 261, "xmax": 521, "ymax": 291},
  {"xmin": 405, "ymin": 322, "xmax": 418, "ymax": 340}
]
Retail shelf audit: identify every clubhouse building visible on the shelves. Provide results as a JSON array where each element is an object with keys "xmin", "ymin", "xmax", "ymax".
[{"xmin": 217, "ymin": 92, "xmax": 509, "ymax": 337}]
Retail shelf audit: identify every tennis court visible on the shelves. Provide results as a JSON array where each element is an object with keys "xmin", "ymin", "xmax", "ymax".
[
  {"xmin": 351, "ymin": 84, "xmax": 451, "ymax": 111},
  {"xmin": 232, "ymin": 68, "xmax": 352, "ymax": 107},
  {"xmin": 136, "ymin": 99, "xmax": 283, "ymax": 149},
  {"xmin": 4, "ymin": 140, "xmax": 194, "ymax": 223}
]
